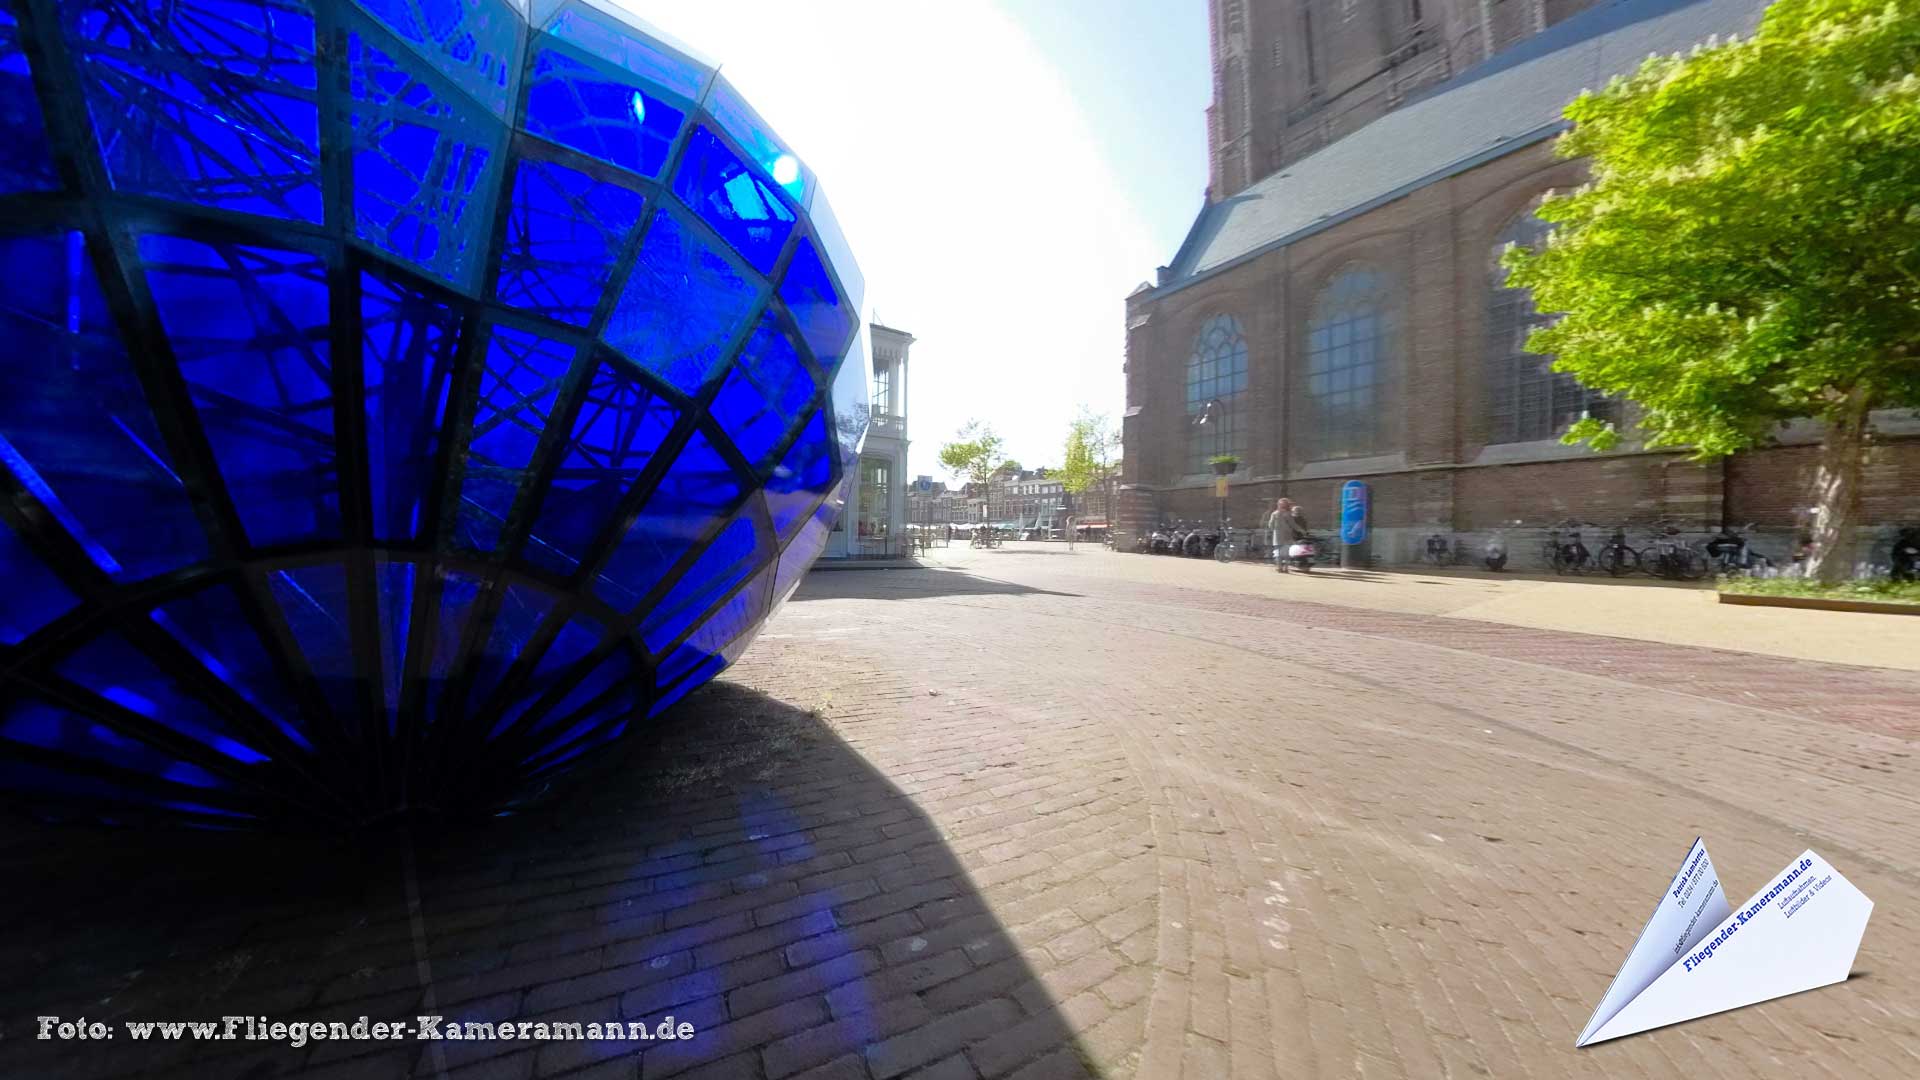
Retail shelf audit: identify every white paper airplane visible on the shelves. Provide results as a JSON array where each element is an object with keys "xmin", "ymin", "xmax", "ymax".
[{"xmin": 1576, "ymin": 839, "xmax": 1872, "ymax": 1046}]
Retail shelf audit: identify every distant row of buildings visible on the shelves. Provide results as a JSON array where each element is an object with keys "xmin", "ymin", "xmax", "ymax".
[{"xmin": 907, "ymin": 469, "xmax": 1112, "ymax": 535}]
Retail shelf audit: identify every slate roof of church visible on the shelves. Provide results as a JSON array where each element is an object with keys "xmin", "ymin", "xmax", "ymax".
[{"xmin": 1155, "ymin": 0, "xmax": 1774, "ymax": 295}]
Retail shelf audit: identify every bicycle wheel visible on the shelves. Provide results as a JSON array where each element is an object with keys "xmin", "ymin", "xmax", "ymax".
[
  {"xmin": 1600, "ymin": 546, "xmax": 1639, "ymax": 577},
  {"xmin": 1678, "ymin": 548, "xmax": 1710, "ymax": 581},
  {"xmin": 1214, "ymin": 540, "xmax": 1235, "ymax": 563}
]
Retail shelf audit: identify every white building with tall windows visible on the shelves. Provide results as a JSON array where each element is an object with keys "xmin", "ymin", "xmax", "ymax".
[{"xmin": 821, "ymin": 321, "xmax": 914, "ymax": 559}]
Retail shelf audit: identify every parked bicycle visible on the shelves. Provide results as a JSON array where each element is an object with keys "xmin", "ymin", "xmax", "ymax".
[
  {"xmin": 1421, "ymin": 533, "xmax": 1470, "ymax": 567},
  {"xmin": 1702, "ymin": 523, "xmax": 1772, "ymax": 577},
  {"xmin": 1595, "ymin": 522, "xmax": 1640, "ymax": 577},
  {"xmin": 1543, "ymin": 520, "xmax": 1592, "ymax": 575},
  {"xmin": 1641, "ymin": 522, "xmax": 1708, "ymax": 580}
]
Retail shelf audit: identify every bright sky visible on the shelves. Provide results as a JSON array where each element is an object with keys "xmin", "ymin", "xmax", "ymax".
[{"xmin": 615, "ymin": 0, "xmax": 1212, "ymax": 478}]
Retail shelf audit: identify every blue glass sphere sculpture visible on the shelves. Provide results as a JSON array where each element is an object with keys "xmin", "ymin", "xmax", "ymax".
[{"xmin": 0, "ymin": 0, "xmax": 868, "ymax": 826}]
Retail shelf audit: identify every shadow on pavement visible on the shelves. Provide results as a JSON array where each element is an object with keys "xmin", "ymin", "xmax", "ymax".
[
  {"xmin": 0, "ymin": 684, "xmax": 1089, "ymax": 1080},
  {"xmin": 793, "ymin": 566, "xmax": 1077, "ymax": 603}
]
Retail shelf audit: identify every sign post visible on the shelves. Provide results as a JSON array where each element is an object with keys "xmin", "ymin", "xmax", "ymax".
[{"xmin": 1338, "ymin": 480, "xmax": 1370, "ymax": 569}]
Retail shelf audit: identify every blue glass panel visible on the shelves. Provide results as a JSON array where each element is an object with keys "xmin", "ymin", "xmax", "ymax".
[
  {"xmin": 268, "ymin": 563, "xmax": 361, "ymax": 734},
  {"xmin": 709, "ymin": 310, "xmax": 815, "ymax": 470},
  {"xmin": 759, "ymin": 412, "xmax": 832, "ymax": 541},
  {"xmin": 151, "ymin": 585, "xmax": 311, "ymax": 750},
  {"xmin": 62, "ymin": 0, "xmax": 321, "ymax": 222},
  {"xmin": 495, "ymin": 158, "xmax": 645, "ymax": 326},
  {"xmin": 139, "ymin": 234, "xmax": 339, "ymax": 547},
  {"xmin": 354, "ymin": 0, "xmax": 523, "ymax": 117},
  {"xmin": 464, "ymin": 582, "xmax": 556, "ymax": 715},
  {"xmin": 0, "ymin": 4, "xmax": 57, "ymax": 192},
  {"xmin": 648, "ymin": 653, "xmax": 721, "ymax": 718},
  {"xmin": 656, "ymin": 565, "xmax": 768, "ymax": 688},
  {"xmin": 0, "ymin": 759, "xmax": 251, "ymax": 821},
  {"xmin": 591, "ymin": 429, "xmax": 741, "ymax": 611},
  {"xmin": 363, "ymin": 271, "xmax": 461, "ymax": 542},
  {"xmin": 524, "ymin": 671, "xmax": 637, "ymax": 763},
  {"xmin": 603, "ymin": 210, "xmax": 761, "ymax": 396},
  {"xmin": 374, "ymin": 561, "xmax": 415, "ymax": 734},
  {"xmin": 702, "ymin": 74, "xmax": 807, "ymax": 203},
  {"xmin": 522, "ymin": 46, "xmax": 684, "ymax": 179},
  {"xmin": 639, "ymin": 513, "xmax": 765, "ymax": 654},
  {"xmin": 57, "ymin": 634, "xmax": 268, "ymax": 764},
  {"xmin": 422, "ymin": 568, "xmax": 480, "ymax": 728},
  {"xmin": 0, "ymin": 520, "xmax": 76, "ymax": 644},
  {"xmin": 345, "ymin": 21, "xmax": 506, "ymax": 292},
  {"xmin": 452, "ymin": 325, "xmax": 575, "ymax": 552},
  {"xmin": 0, "ymin": 232, "xmax": 209, "ymax": 578},
  {"xmin": 672, "ymin": 126, "xmax": 795, "ymax": 276},
  {"xmin": 807, "ymin": 184, "xmax": 866, "ymax": 315},
  {"xmin": 522, "ymin": 359, "xmax": 676, "ymax": 577},
  {"xmin": 489, "ymin": 612, "xmax": 602, "ymax": 734},
  {"xmin": 778, "ymin": 238, "xmax": 854, "ymax": 367},
  {"xmin": 828, "ymin": 330, "xmax": 871, "ymax": 463},
  {"xmin": 543, "ymin": 2, "xmax": 710, "ymax": 103},
  {"xmin": 1, "ymin": 695, "xmax": 229, "ymax": 790},
  {"xmin": 522, "ymin": 650, "xmax": 624, "ymax": 737},
  {"xmin": 774, "ymin": 475, "xmax": 848, "ymax": 601}
]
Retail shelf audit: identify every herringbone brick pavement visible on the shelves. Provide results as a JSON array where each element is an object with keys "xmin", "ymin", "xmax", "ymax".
[{"xmin": 3, "ymin": 552, "xmax": 1917, "ymax": 1079}]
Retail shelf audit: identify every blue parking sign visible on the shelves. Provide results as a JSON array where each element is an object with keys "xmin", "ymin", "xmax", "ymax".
[{"xmin": 1340, "ymin": 480, "xmax": 1370, "ymax": 545}]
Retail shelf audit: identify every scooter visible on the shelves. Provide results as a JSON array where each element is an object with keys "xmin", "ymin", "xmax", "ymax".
[
  {"xmin": 1148, "ymin": 523, "xmax": 1175, "ymax": 555},
  {"xmin": 1484, "ymin": 521, "xmax": 1515, "ymax": 572},
  {"xmin": 1283, "ymin": 534, "xmax": 1319, "ymax": 573},
  {"xmin": 1892, "ymin": 525, "xmax": 1920, "ymax": 582}
]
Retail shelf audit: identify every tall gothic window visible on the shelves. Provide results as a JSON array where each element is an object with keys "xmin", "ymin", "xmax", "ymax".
[
  {"xmin": 1486, "ymin": 209, "xmax": 1611, "ymax": 443},
  {"xmin": 1186, "ymin": 314, "xmax": 1248, "ymax": 475},
  {"xmin": 1304, "ymin": 268, "xmax": 1391, "ymax": 460}
]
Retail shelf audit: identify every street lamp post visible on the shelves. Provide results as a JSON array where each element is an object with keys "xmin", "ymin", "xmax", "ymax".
[{"xmin": 1193, "ymin": 398, "xmax": 1230, "ymax": 529}]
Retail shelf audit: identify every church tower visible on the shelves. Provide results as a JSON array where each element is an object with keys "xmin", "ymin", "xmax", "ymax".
[{"xmin": 1204, "ymin": 0, "xmax": 1602, "ymax": 201}]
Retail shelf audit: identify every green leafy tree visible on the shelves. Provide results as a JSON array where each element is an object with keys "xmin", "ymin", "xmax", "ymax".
[
  {"xmin": 937, "ymin": 420, "xmax": 1004, "ymax": 490},
  {"xmin": 1506, "ymin": 0, "xmax": 1920, "ymax": 581},
  {"xmin": 1060, "ymin": 410, "xmax": 1118, "ymax": 517}
]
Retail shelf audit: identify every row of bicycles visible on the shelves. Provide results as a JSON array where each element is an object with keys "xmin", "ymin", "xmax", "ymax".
[{"xmin": 1421, "ymin": 520, "xmax": 1773, "ymax": 579}]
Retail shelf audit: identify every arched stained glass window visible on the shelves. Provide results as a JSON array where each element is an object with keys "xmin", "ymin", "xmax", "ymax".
[
  {"xmin": 1304, "ymin": 268, "xmax": 1391, "ymax": 460},
  {"xmin": 1185, "ymin": 315, "xmax": 1249, "ymax": 475},
  {"xmin": 1486, "ymin": 209, "xmax": 1612, "ymax": 444}
]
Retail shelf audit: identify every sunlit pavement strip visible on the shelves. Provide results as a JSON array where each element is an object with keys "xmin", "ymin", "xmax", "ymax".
[{"xmin": 4, "ymin": 549, "xmax": 1918, "ymax": 1079}]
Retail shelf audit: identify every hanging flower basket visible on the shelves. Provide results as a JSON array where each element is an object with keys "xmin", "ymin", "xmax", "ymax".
[{"xmin": 1208, "ymin": 456, "xmax": 1240, "ymax": 476}]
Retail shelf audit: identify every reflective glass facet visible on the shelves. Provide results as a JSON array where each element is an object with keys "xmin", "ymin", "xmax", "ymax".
[
  {"xmin": 58, "ymin": 634, "xmax": 269, "ymax": 764},
  {"xmin": 363, "ymin": 272, "xmax": 463, "ymax": 542},
  {"xmin": 0, "ymin": 0, "xmax": 864, "ymax": 824},
  {"xmin": 140, "ymin": 235, "xmax": 340, "ymax": 548},
  {"xmin": 346, "ymin": 22, "xmax": 506, "ymax": 292},
  {"xmin": 639, "ymin": 510, "xmax": 765, "ymax": 654},
  {"xmin": 453, "ymin": 325, "xmax": 576, "ymax": 552},
  {"xmin": 0, "ymin": 232, "xmax": 208, "ymax": 578},
  {"xmin": 496, "ymin": 158, "xmax": 645, "ymax": 326},
  {"xmin": 778, "ymin": 238, "xmax": 854, "ymax": 368},
  {"xmin": 269, "ymin": 563, "xmax": 361, "ymax": 735},
  {"xmin": 62, "ymin": 0, "xmax": 323, "ymax": 222},
  {"xmin": 592, "ymin": 428, "xmax": 741, "ymax": 611},
  {"xmin": 355, "ymin": 0, "xmax": 525, "ymax": 118},
  {"xmin": 603, "ymin": 209, "xmax": 761, "ymax": 397},
  {"xmin": 522, "ymin": 358, "xmax": 677, "ymax": 578},
  {"xmin": 151, "ymin": 585, "xmax": 312, "ymax": 750},
  {"xmin": 760, "ymin": 411, "xmax": 834, "ymax": 542},
  {"xmin": 0, "ymin": 3, "xmax": 58, "ymax": 193},
  {"xmin": 672, "ymin": 126, "xmax": 795, "ymax": 276},
  {"xmin": 523, "ymin": 45, "xmax": 684, "ymax": 179},
  {"xmin": 0, "ymin": 520, "xmax": 77, "ymax": 644}
]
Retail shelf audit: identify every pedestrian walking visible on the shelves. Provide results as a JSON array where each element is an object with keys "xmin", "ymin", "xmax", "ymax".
[
  {"xmin": 1066, "ymin": 514, "xmax": 1076, "ymax": 551},
  {"xmin": 1267, "ymin": 498, "xmax": 1308, "ymax": 572}
]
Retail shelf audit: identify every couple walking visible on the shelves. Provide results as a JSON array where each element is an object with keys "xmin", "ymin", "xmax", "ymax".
[{"xmin": 1267, "ymin": 498, "xmax": 1309, "ymax": 572}]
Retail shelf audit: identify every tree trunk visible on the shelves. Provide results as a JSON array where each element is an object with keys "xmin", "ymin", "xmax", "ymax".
[{"xmin": 1804, "ymin": 389, "xmax": 1871, "ymax": 583}]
